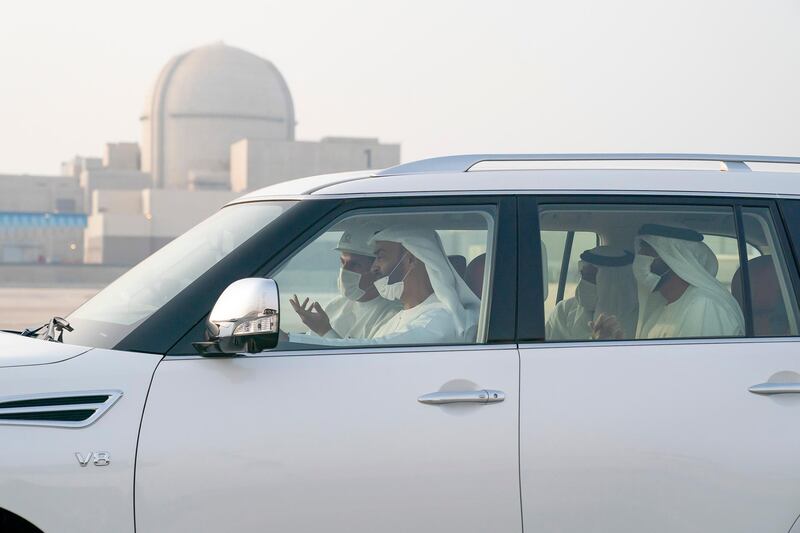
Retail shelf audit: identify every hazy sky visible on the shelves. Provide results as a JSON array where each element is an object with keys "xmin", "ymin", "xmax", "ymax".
[{"xmin": 1, "ymin": 0, "xmax": 798, "ymax": 175}]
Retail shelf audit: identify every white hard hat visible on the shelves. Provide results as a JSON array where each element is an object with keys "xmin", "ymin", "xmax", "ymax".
[{"xmin": 335, "ymin": 223, "xmax": 380, "ymax": 257}]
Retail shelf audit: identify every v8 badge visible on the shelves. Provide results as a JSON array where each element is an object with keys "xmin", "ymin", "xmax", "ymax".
[{"xmin": 75, "ymin": 451, "xmax": 110, "ymax": 467}]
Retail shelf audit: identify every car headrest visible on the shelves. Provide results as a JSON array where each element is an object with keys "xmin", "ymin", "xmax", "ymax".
[{"xmin": 466, "ymin": 254, "xmax": 486, "ymax": 298}]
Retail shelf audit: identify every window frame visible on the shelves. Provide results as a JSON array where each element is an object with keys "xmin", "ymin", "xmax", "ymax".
[
  {"xmin": 165, "ymin": 195, "xmax": 517, "ymax": 355},
  {"xmin": 519, "ymin": 194, "xmax": 800, "ymax": 343},
  {"xmin": 774, "ymin": 199, "xmax": 800, "ymax": 324}
]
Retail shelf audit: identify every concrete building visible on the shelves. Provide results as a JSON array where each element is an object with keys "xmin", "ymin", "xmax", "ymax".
[
  {"xmin": 61, "ymin": 156, "xmax": 102, "ymax": 179},
  {"xmin": 83, "ymin": 188, "xmax": 238, "ymax": 264},
  {"xmin": 0, "ymin": 42, "xmax": 400, "ymax": 273},
  {"xmin": 0, "ymin": 174, "xmax": 85, "ymax": 264},
  {"xmin": 230, "ymin": 136, "xmax": 400, "ymax": 192}
]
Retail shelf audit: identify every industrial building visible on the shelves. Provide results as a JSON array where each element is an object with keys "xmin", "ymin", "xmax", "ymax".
[{"xmin": 0, "ymin": 42, "xmax": 400, "ymax": 270}]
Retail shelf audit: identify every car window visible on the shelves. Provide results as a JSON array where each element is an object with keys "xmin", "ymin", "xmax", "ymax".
[
  {"xmin": 538, "ymin": 203, "xmax": 748, "ymax": 341},
  {"xmin": 734, "ymin": 207, "xmax": 800, "ymax": 336},
  {"xmin": 270, "ymin": 206, "xmax": 496, "ymax": 349},
  {"xmin": 65, "ymin": 201, "xmax": 293, "ymax": 347}
]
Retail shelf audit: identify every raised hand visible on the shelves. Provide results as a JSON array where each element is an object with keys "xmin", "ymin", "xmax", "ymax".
[
  {"xmin": 289, "ymin": 294, "xmax": 333, "ymax": 336},
  {"xmin": 589, "ymin": 313, "xmax": 625, "ymax": 340}
]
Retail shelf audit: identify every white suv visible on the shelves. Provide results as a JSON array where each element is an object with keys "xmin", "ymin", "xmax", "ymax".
[{"xmin": 3, "ymin": 153, "xmax": 800, "ymax": 533}]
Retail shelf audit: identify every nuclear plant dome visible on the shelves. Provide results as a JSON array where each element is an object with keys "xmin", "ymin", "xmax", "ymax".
[{"xmin": 140, "ymin": 42, "xmax": 295, "ymax": 189}]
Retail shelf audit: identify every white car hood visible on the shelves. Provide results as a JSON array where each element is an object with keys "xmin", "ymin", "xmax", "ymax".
[{"xmin": 0, "ymin": 331, "xmax": 91, "ymax": 368}]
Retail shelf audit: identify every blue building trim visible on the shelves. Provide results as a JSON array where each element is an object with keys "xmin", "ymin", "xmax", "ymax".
[{"xmin": 0, "ymin": 212, "xmax": 87, "ymax": 228}]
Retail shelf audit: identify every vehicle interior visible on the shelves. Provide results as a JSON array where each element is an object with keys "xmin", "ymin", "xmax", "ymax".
[
  {"xmin": 539, "ymin": 204, "xmax": 799, "ymax": 338},
  {"xmin": 271, "ymin": 208, "xmax": 497, "ymax": 344}
]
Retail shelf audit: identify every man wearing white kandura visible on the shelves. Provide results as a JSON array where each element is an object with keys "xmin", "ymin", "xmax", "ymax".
[
  {"xmin": 632, "ymin": 223, "xmax": 744, "ymax": 339},
  {"xmin": 546, "ymin": 245, "xmax": 638, "ymax": 341},
  {"xmin": 288, "ymin": 224, "xmax": 480, "ymax": 346},
  {"xmin": 290, "ymin": 223, "xmax": 400, "ymax": 340}
]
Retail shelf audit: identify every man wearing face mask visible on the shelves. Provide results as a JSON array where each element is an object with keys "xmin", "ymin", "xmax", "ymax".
[
  {"xmin": 289, "ymin": 224, "xmax": 400, "ymax": 339},
  {"xmin": 632, "ymin": 223, "xmax": 744, "ymax": 339},
  {"xmin": 546, "ymin": 246, "xmax": 638, "ymax": 341},
  {"xmin": 288, "ymin": 224, "xmax": 480, "ymax": 346}
]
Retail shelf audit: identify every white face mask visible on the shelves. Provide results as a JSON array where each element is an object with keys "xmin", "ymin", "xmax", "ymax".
[
  {"xmin": 338, "ymin": 268, "xmax": 366, "ymax": 301},
  {"xmin": 375, "ymin": 252, "xmax": 411, "ymax": 301},
  {"xmin": 374, "ymin": 276, "xmax": 403, "ymax": 301},
  {"xmin": 632, "ymin": 254, "xmax": 661, "ymax": 292},
  {"xmin": 575, "ymin": 278, "xmax": 598, "ymax": 310}
]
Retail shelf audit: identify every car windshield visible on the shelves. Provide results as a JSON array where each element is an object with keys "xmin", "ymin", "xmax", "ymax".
[{"xmin": 63, "ymin": 201, "xmax": 293, "ymax": 347}]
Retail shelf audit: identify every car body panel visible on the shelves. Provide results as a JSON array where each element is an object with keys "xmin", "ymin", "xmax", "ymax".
[
  {"xmin": 0, "ymin": 348, "xmax": 161, "ymax": 532},
  {"xmin": 0, "ymin": 332, "xmax": 90, "ymax": 368},
  {"xmin": 232, "ymin": 170, "xmax": 373, "ymax": 200},
  {"xmin": 519, "ymin": 339, "xmax": 800, "ymax": 533},
  {"xmin": 312, "ymin": 169, "xmax": 800, "ymax": 197},
  {"xmin": 135, "ymin": 347, "xmax": 521, "ymax": 533},
  {"xmin": 236, "ymin": 168, "xmax": 800, "ymax": 202}
]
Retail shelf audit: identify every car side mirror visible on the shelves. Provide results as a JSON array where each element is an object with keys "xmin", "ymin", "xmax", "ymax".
[{"xmin": 193, "ymin": 278, "xmax": 280, "ymax": 356}]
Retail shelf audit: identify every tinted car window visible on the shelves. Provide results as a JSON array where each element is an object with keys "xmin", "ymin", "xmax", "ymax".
[
  {"xmin": 734, "ymin": 207, "xmax": 800, "ymax": 336},
  {"xmin": 537, "ymin": 203, "xmax": 745, "ymax": 341},
  {"xmin": 270, "ymin": 206, "xmax": 497, "ymax": 349}
]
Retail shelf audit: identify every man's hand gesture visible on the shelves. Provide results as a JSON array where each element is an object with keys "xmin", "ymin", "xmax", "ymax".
[
  {"xmin": 590, "ymin": 313, "xmax": 625, "ymax": 340},
  {"xmin": 289, "ymin": 294, "xmax": 333, "ymax": 337}
]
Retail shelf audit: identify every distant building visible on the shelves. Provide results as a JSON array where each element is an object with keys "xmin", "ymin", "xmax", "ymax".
[
  {"xmin": 0, "ymin": 174, "xmax": 85, "ymax": 264},
  {"xmin": 0, "ymin": 42, "xmax": 400, "ymax": 268}
]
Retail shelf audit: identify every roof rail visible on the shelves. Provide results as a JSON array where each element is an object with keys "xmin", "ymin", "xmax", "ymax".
[{"xmin": 374, "ymin": 153, "xmax": 800, "ymax": 176}]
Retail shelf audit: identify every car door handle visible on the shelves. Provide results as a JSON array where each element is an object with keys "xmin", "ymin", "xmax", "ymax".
[
  {"xmin": 748, "ymin": 383, "xmax": 800, "ymax": 395},
  {"xmin": 418, "ymin": 390, "xmax": 505, "ymax": 405}
]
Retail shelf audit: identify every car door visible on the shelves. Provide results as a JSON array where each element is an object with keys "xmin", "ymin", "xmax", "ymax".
[
  {"xmin": 134, "ymin": 197, "xmax": 523, "ymax": 533},
  {"xmin": 518, "ymin": 196, "xmax": 800, "ymax": 533}
]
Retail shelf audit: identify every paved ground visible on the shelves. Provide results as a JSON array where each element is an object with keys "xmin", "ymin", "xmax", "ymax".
[{"xmin": 0, "ymin": 287, "xmax": 102, "ymax": 331}]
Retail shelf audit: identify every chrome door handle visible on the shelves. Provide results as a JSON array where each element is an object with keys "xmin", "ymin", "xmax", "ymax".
[
  {"xmin": 749, "ymin": 383, "xmax": 800, "ymax": 395},
  {"xmin": 418, "ymin": 390, "xmax": 505, "ymax": 405}
]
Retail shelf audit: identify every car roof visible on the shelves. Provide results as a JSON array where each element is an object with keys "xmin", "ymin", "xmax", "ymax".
[{"xmin": 232, "ymin": 153, "xmax": 800, "ymax": 202}]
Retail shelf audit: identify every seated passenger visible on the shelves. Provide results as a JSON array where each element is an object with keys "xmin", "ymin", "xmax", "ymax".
[
  {"xmin": 632, "ymin": 224, "xmax": 744, "ymax": 339},
  {"xmin": 288, "ymin": 225, "xmax": 481, "ymax": 346},
  {"xmin": 731, "ymin": 255, "xmax": 789, "ymax": 336},
  {"xmin": 546, "ymin": 246, "xmax": 637, "ymax": 341},
  {"xmin": 290, "ymin": 223, "xmax": 400, "ymax": 339}
]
